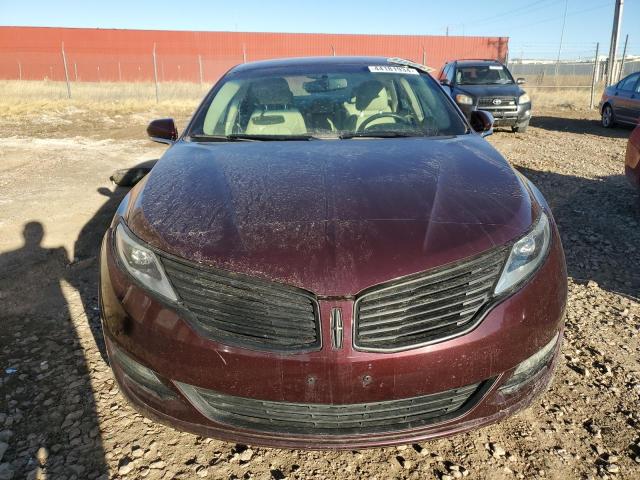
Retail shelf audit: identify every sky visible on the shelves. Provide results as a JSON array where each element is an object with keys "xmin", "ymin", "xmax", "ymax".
[{"xmin": 1, "ymin": 0, "xmax": 638, "ymax": 59}]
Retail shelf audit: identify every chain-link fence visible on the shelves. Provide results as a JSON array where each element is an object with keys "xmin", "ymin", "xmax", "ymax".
[{"xmin": 2, "ymin": 41, "xmax": 639, "ymax": 108}]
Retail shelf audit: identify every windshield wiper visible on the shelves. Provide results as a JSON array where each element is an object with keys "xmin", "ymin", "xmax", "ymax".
[
  {"xmin": 339, "ymin": 131, "xmax": 426, "ymax": 139},
  {"xmin": 229, "ymin": 133, "xmax": 318, "ymax": 141},
  {"xmin": 189, "ymin": 133, "xmax": 318, "ymax": 142},
  {"xmin": 188, "ymin": 134, "xmax": 248, "ymax": 142}
]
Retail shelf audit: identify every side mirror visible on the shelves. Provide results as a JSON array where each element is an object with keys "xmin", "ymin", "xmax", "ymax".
[
  {"xmin": 147, "ymin": 118, "xmax": 178, "ymax": 144},
  {"xmin": 516, "ymin": 77, "xmax": 526, "ymax": 85},
  {"xmin": 440, "ymin": 78, "xmax": 452, "ymax": 87},
  {"xmin": 470, "ymin": 110, "xmax": 494, "ymax": 137}
]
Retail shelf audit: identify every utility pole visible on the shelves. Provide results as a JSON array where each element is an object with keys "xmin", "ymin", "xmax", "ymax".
[
  {"xmin": 606, "ymin": 0, "xmax": 624, "ymax": 85},
  {"xmin": 618, "ymin": 34, "xmax": 628, "ymax": 82}
]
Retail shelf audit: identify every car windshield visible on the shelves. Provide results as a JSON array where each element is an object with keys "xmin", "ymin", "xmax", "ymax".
[
  {"xmin": 189, "ymin": 65, "xmax": 468, "ymax": 140},
  {"xmin": 456, "ymin": 65, "xmax": 514, "ymax": 85}
]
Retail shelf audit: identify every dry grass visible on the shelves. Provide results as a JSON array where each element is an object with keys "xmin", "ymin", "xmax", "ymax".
[
  {"xmin": 0, "ymin": 80, "xmax": 205, "ymax": 117},
  {"xmin": 0, "ymin": 79, "xmax": 604, "ymax": 119},
  {"xmin": 528, "ymin": 86, "xmax": 600, "ymax": 110}
]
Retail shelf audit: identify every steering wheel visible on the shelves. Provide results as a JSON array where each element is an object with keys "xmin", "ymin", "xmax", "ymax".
[{"xmin": 357, "ymin": 112, "xmax": 411, "ymax": 132}]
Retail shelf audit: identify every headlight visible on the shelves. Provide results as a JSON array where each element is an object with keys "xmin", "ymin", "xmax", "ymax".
[
  {"xmin": 455, "ymin": 94, "xmax": 474, "ymax": 105},
  {"xmin": 114, "ymin": 223, "xmax": 178, "ymax": 301},
  {"xmin": 518, "ymin": 93, "xmax": 530, "ymax": 104},
  {"xmin": 494, "ymin": 212, "xmax": 551, "ymax": 295}
]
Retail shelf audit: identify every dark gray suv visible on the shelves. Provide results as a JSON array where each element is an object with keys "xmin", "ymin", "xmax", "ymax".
[{"xmin": 437, "ymin": 59, "xmax": 532, "ymax": 133}]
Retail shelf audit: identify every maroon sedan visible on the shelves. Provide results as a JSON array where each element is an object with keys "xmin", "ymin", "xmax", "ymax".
[
  {"xmin": 626, "ymin": 125, "xmax": 640, "ymax": 189},
  {"xmin": 100, "ymin": 57, "xmax": 567, "ymax": 449}
]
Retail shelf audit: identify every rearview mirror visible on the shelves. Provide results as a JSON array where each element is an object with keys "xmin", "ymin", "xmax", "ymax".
[
  {"xmin": 516, "ymin": 77, "xmax": 526, "ymax": 85},
  {"xmin": 147, "ymin": 118, "xmax": 178, "ymax": 144},
  {"xmin": 470, "ymin": 110, "xmax": 494, "ymax": 137},
  {"xmin": 440, "ymin": 78, "xmax": 452, "ymax": 87},
  {"xmin": 303, "ymin": 76, "xmax": 348, "ymax": 93}
]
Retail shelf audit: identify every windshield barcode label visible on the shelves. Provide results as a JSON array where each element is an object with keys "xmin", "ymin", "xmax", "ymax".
[{"xmin": 369, "ymin": 66, "xmax": 419, "ymax": 75}]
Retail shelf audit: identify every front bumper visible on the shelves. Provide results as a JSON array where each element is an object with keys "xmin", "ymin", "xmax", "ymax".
[
  {"xmin": 100, "ymin": 226, "xmax": 567, "ymax": 449},
  {"xmin": 458, "ymin": 101, "xmax": 532, "ymax": 127}
]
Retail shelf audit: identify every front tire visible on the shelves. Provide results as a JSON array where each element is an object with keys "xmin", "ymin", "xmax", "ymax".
[
  {"xmin": 512, "ymin": 120, "xmax": 529, "ymax": 133},
  {"xmin": 601, "ymin": 104, "xmax": 615, "ymax": 128}
]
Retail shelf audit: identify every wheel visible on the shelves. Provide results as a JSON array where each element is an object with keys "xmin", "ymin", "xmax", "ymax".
[
  {"xmin": 601, "ymin": 104, "xmax": 615, "ymax": 128},
  {"xmin": 512, "ymin": 120, "xmax": 529, "ymax": 133}
]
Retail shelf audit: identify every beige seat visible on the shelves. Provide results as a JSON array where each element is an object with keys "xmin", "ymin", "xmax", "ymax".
[
  {"xmin": 344, "ymin": 80, "xmax": 395, "ymax": 131},
  {"xmin": 245, "ymin": 78, "xmax": 307, "ymax": 135}
]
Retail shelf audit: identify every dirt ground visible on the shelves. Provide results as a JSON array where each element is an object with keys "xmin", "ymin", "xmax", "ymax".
[{"xmin": 1, "ymin": 105, "xmax": 639, "ymax": 480}]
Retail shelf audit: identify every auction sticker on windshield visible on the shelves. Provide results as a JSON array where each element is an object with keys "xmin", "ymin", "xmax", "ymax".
[{"xmin": 368, "ymin": 65, "xmax": 419, "ymax": 75}]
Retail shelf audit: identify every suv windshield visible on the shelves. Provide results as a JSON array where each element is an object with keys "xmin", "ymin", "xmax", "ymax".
[
  {"xmin": 456, "ymin": 65, "xmax": 514, "ymax": 85},
  {"xmin": 189, "ymin": 65, "xmax": 467, "ymax": 140}
]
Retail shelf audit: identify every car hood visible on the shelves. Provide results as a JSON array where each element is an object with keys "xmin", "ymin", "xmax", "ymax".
[
  {"xmin": 456, "ymin": 84, "xmax": 524, "ymax": 99},
  {"xmin": 127, "ymin": 136, "xmax": 536, "ymax": 296}
]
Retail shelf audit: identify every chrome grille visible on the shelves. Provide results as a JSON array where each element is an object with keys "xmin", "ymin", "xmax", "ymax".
[
  {"xmin": 354, "ymin": 248, "xmax": 508, "ymax": 352},
  {"xmin": 177, "ymin": 380, "xmax": 491, "ymax": 435},
  {"xmin": 477, "ymin": 96, "xmax": 517, "ymax": 110},
  {"xmin": 161, "ymin": 257, "xmax": 320, "ymax": 352}
]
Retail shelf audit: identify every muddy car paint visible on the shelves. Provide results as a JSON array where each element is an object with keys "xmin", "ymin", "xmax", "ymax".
[
  {"xmin": 100, "ymin": 56, "xmax": 567, "ymax": 448},
  {"xmin": 125, "ymin": 136, "xmax": 536, "ymax": 296}
]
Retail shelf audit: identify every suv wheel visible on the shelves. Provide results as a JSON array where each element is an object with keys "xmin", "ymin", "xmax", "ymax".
[
  {"xmin": 512, "ymin": 121, "xmax": 529, "ymax": 133},
  {"xmin": 601, "ymin": 104, "xmax": 615, "ymax": 128}
]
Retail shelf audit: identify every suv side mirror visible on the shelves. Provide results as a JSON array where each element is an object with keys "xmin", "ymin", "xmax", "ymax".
[
  {"xmin": 440, "ymin": 78, "xmax": 452, "ymax": 87},
  {"xmin": 470, "ymin": 110, "xmax": 494, "ymax": 137},
  {"xmin": 516, "ymin": 77, "xmax": 526, "ymax": 85},
  {"xmin": 147, "ymin": 118, "xmax": 178, "ymax": 144}
]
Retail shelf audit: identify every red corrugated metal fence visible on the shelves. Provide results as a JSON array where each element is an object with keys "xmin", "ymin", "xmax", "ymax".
[{"xmin": 0, "ymin": 27, "xmax": 509, "ymax": 83}]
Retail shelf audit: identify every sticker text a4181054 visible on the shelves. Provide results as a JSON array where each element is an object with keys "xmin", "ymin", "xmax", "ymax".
[{"xmin": 368, "ymin": 66, "xmax": 419, "ymax": 75}]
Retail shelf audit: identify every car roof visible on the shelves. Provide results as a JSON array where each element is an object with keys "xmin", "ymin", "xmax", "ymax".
[
  {"xmin": 452, "ymin": 59, "xmax": 502, "ymax": 66},
  {"xmin": 231, "ymin": 56, "xmax": 404, "ymax": 73}
]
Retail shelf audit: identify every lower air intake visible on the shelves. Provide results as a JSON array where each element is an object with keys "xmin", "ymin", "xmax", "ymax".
[{"xmin": 177, "ymin": 380, "xmax": 492, "ymax": 435}]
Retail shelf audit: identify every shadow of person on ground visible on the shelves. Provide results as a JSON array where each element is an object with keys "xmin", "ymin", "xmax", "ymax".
[
  {"xmin": 69, "ymin": 186, "xmax": 129, "ymax": 362},
  {"xmin": 68, "ymin": 159, "xmax": 158, "ymax": 362},
  {"xmin": 530, "ymin": 115, "xmax": 633, "ymax": 139},
  {"xmin": 0, "ymin": 222, "xmax": 108, "ymax": 478},
  {"xmin": 518, "ymin": 166, "xmax": 640, "ymax": 298}
]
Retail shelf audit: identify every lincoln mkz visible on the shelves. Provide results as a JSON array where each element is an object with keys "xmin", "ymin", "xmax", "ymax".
[{"xmin": 100, "ymin": 57, "xmax": 567, "ymax": 448}]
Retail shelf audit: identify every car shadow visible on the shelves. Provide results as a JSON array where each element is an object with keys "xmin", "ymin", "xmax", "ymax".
[
  {"xmin": 68, "ymin": 160, "xmax": 158, "ymax": 362},
  {"xmin": 0, "ymin": 222, "xmax": 108, "ymax": 478},
  {"xmin": 517, "ymin": 166, "xmax": 640, "ymax": 298},
  {"xmin": 530, "ymin": 115, "xmax": 633, "ymax": 139}
]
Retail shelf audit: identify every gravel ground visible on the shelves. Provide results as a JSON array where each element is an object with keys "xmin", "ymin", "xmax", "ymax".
[{"xmin": 0, "ymin": 107, "xmax": 639, "ymax": 480}]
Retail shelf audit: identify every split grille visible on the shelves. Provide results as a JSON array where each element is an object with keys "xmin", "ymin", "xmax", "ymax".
[
  {"xmin": 354, "ymin": 247, "xmax": 508, "ymax": 352},
  {"xmin": 160, "ymin": 256, "xmax": 320, "ymax": 352},
  {"xmin": 177, "ymin": 380, "xmax": 491, "ymax": 435}
]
